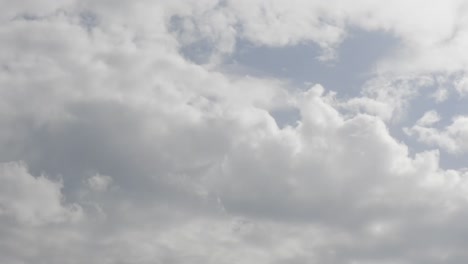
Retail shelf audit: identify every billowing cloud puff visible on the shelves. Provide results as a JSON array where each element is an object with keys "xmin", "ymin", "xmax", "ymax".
[
  {"xmin": 0, "ymin": 162, "xmax": 82, "ymax": 225},
  {"xmin": 2, "ymin": 1, "xmax": 468, "ymax": 264},
  {"xmin": 406, "ymin": 111, "xmax": 468, "ymax": 154}
]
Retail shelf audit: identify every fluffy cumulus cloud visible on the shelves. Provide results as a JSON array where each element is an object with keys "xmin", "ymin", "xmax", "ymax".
[
  {"xmin": 0, "ymin": 162, "xmax": 82, "ymax": 225},
  {"xmin": 406, "ymin": 111, "xmax": 468, "ymax": 154},
  {"xmin": 2, "ymin": 1, "xmax": 468, "ymax": 263}
]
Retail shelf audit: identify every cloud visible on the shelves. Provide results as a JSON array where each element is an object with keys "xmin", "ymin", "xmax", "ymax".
[
  {"xmin": 431, "ymin": 87, "xmax": 450, "ymax": 103},
  {"xmin": 416, "ymin": 110, "xmax": 441, "ymax": 126},
  {"xmin": 455, "ymin": 76, "xmax": 468, "ymax": 96},
  {"xmin": 87, "ymin": 173, "xmax": 112, "ymax": 192},
  {"xmin": 0, "ymin": 162, "xmax": 82, "ymax": 226},
  {"xmin": 1, "ymin": 1, "xmax": 468, "ymax": 263},
  {"xmin": 406, "ymin": 112, "xmax": 468, "ymax": 154}
]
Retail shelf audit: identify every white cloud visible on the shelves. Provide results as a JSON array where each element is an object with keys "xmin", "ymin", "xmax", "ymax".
[
  {"xmin": 338, "ymin": 96, "xmax": 394, "ymax": 121},
  {"xmin": 87, "ymin": 174, "xmax": 112, "ymax": 192},
  {"xmin": 416, "ymin": 110, "xmax": 441, "ymax": 126},
  {"xmin": 455, "ymin": 76, "xmax": 468, "ymax": 97},
  {"xmin": 0, "ymin": 162, "xmax": 82, "ymax": 226},
  {"xmin": 1, "ymin": 1, "xmax": 468, "ymax": 263},
  {"xmin": 406, "ymin": 112, "xmax": 468, "ymax": 154},
  {"xmin": 431, "ymin": 87, "xmax": 449, "ymax": 103}
]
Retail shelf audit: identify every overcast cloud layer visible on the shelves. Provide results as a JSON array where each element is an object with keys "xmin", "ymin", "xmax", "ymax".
[{"xmin": 2, "ymin": 1, "xmax": 468, "ymax": 263}]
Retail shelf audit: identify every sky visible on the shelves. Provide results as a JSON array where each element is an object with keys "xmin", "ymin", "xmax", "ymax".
[{"xmin": 2, "ymin": 1, "xmax": 468, "ymax": 263}]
